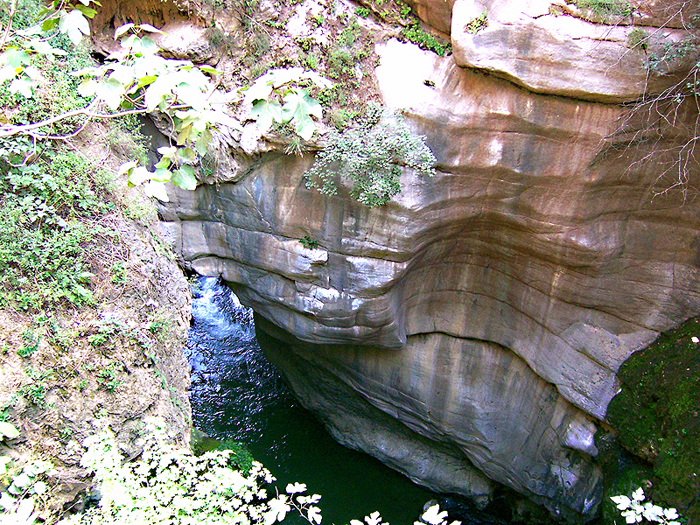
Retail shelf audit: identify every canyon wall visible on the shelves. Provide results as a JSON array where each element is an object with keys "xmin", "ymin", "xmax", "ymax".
[{"xmin": 158, "ymin": 0, "xmax": 700, "ymax": 521}]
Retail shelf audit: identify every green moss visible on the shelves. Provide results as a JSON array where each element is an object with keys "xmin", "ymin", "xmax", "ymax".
[
  {"xmin": 607, "ymin": 317, "xmax": 700, "ymax": 524},
  {"xmin": 402, "ymin": 21, "xmax": 451, "ymax": 56},
  {"xmin": 574, "ymin": 0, "xmax": 632, "ymax": 20},
  {"xmin": 596, "ymin": 430, "xmax": 654, "ymax": 525},
  {"xmin": 627, "ymin": 28, "xmax": 648, "ymax": 50}
]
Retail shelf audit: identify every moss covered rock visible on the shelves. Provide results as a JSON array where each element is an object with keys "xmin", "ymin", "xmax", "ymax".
[{"xmin": 607, "ymin": 317, "xmax": 700, "ymax": 524}]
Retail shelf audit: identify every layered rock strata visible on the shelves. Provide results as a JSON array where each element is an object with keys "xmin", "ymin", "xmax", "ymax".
[{"xmin": 160, "ymin": 2, "xmax": 700, "ymax": 521}]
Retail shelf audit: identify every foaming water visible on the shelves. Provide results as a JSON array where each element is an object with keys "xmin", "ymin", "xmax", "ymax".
[{"xmin": 185, "ymin": 277, "xmax": 508, "ymax": 525}]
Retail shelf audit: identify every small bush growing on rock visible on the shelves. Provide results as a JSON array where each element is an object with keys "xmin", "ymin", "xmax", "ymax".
[
  {"xmin": 465, "ymin": 12, "xmax": 488, "ymax": 34},
  {"xmin": 402, "ymin": 21, "xmax": 451, "ymax": 56},
  {"xmin": 305, "ymin": 105, "xmax": 436, "ymax": 207}
]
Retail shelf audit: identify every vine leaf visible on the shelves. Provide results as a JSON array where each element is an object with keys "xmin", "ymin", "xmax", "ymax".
[
  {"xmin": 250, "ymin": 99, "xmax": 283, "ymax": 133},
  {"xmin": 172, "ymin": 165, "xmax": 197, "ymax": 190},
  {"xmin": 96, "ymin": 78, "xmax": 126, "ymax": 110},
  {"xmin": 59, "ymin": 9, "xmax": 90, "ymax": 45},
  {"xmin": 281, "ymin": 90, "xmax": 322, "ymax": 140},
  {"xmin": 9, "ymin": 78, "xmax": 34, "ymax": 98},
  {"xmin": 114, "ymin": 23, "xmax": 135, "ymax": 39},
  {"xmin": 143, "ymin": 180, "xmax": 170, "ymax": 202}
]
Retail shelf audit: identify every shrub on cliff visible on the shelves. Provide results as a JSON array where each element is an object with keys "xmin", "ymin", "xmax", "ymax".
[{"xmin": 304, "ymin": 104, "xmax": 437, "ymax": 207}]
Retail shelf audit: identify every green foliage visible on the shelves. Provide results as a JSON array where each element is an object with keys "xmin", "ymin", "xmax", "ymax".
[
  {"xmin": 0, "ymin": 422, "xmax": 20, "ymax": 442},
  {"xmin": 0, "ymin": 457, "xmax": 53, "ymax": 523},
  {"xmin": 0, "ymin": 34, "xmax": 94, "ymax": 137},
  {"xmin": 244, "ymin": 68, "xmax": 332, "ymax": 140},
  {"xmin": 647, "ymin": 37, "xmax": 699, "ymax": 74},
  {"xmin": 18, "ymin": 367, "xmax": 52, "ymax": 406},
  {"xmin": 0, "ymin": 420, "xmax": 54, "ymax": 523},
  {"xmin": 96, "ymin": 362, "xmax": 123, "ymax": 392},
  {"xmin": 574, "ymin": 0, "xmax": 632, "ymax": 18},
  {"xmin": 0, "ymin": 141, "xmax": 109, "ymax": 311},
  {"xmin": 305, "ymin": 106, "xmax": 437, "ymax": 206},
  {"xmin": 16, "ymin": 331, "xmax": 39, "ymax": 358},
  {"xmin": 327, "ymin": 18, "xmax": 367, "ymax": 79},
  {"xmin": 49, "ymin": 419, "xmax": 462, "ymax": 525},
  {"xmin": 214, "ymin": 439, "xmax": 255, "ymax": 474},
  {"xmin": 110, "ymin": 262, "xmax": 128, "ymax": 285},
  {"xmin": 310, "ymin": 13, "xmax": 325, "ymax": 28},
  {"xmin": 298, "ymin": 50, "xmax": 320, "ymax": 71},
  {"xmin": 0, "ymin": 0, "xmax": 99, "ymax": 98},
  {"xmin": 465, "ymin": 12, "xmax": 488, "ymax": 34},
  {"xmin": 58, "ymin": 419, "xmax": 321, "ymax": 525},
  {"xmin": 402, "ymin": 21, "xmax": 451, "ymax": 56},
  {"xmin": 87, "ymin": 313, "xmax": 128, "ymax": 348},
  {"xmin": 204, "ymin": 26, "xmax": 237, "ymax": 55},
  {"xmin": 338, "ymin": 17, "xmax": 362, "ymax": 48},
  {"xmin": 611, "ymin": 487, "xmax": 681, "ymax": 525},
  {"xmin": 2, "ymin": 0, "xmax": 329, "ymax": 203},
  {"xmin": 330, "ymin": 108, "xmax": 358, "ymax": 131},
  {"xmin": 299, "ymin": 235, "xmax": 319, "ymax": 249},
  {"xmin": 607, "ymin": 317, "xmax": 700, "ymax": 524},
  {"xmin": 355, "ymin": 7, "xmax": 371, "ymax": 18}
]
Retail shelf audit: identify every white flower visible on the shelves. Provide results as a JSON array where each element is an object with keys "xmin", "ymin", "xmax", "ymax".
[{"xmin": 691, "ymin": 336, "xmax": 699, "ymax": 344}]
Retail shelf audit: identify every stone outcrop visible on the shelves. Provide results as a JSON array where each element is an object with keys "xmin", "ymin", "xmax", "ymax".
[
  {"xmin": 451, "ymin": 0, "xmax": 695, "ymax": 102},
  {"xmin": 159, "ymin": 1, "xmax": 700, "ymax": 521}
]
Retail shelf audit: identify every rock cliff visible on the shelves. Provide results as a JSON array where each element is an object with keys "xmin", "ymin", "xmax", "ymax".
[{"xmin": 158, "ymin": 0, "xmax": 700, "ymax": 521}]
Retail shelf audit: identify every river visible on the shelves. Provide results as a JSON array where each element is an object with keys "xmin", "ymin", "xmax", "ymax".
[{"xmin": 185, "ymin": 277, "xmax": 509, "ymax": 525}]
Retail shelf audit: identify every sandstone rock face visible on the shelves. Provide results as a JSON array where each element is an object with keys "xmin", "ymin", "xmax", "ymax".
[
  {"xmin": 160, "ymin": 4, "xmax": 700, "ymax": 522},
  {"xmin": 451, "ymin": 0, "xmax": 694, "ymax": 102}
]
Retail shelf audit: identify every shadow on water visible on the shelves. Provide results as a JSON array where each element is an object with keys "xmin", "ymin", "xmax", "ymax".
[{"xmin": 185, "ymin": 277, "xmax": 510, "ymax": 525}]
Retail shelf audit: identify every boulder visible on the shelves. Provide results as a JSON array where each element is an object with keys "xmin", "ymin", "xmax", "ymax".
[{"xmin": 451, "ymin": 0, "xmax": 695, "ymax": 102}]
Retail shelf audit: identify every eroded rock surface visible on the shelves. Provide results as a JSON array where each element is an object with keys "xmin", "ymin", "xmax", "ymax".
[
  {"xmin": 160, "ymin": 2, "xmax": 700, "ymax": 522},
  {"xmin": 451, "ymin": 0, "xmax": 695, "ymax": 102}
]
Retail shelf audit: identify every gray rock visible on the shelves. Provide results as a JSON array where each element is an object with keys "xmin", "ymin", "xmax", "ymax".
[{"xmin": 160, "ymin": 13, "xmax": 700, "ymax": 524}]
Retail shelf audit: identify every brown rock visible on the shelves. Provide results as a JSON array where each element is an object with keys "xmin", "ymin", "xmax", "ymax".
[{"xmin": 159, "ymin": 6, "xmax": 700, "ymax": 522}]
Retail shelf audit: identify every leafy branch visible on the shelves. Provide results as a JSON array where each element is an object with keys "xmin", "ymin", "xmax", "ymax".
[
  {"xmin": 243, "ymin": 67, "xmax": 333, "ymax": 140},
  {"xmin": 0, "ymin": 0, "xmax": 100, "ymax": 97},
  {"xmin": 1, "ymin": 3, "xmax": 331, "ymax": 202}
]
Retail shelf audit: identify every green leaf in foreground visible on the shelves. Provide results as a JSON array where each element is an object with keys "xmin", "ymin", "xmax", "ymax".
[
  {"xmin": 281, "ymin": 90, "xmax": 322, "ymax": 140},
  {"xmin": 250, "ymin": 99, "xmax": 283, "ymax": 133}
]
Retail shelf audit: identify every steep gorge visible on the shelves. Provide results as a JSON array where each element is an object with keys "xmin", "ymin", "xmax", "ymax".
[{"xmin": 130, "ymin": 0, "xmax": 700, "ymax": 521}]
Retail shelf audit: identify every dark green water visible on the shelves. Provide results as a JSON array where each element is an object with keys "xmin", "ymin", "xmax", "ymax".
[{"xmin": 185, "ymin": 277, "xmax": 506, "ymax": 525}]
